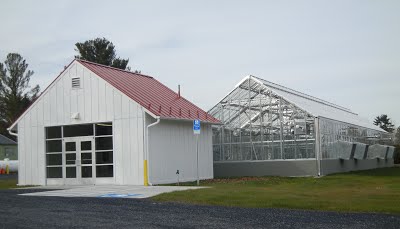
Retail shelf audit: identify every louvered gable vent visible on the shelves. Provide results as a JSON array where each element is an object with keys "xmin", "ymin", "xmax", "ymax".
[{"xmin": 72, "ymin": 77, "xmax": 81, "ymax": 89}]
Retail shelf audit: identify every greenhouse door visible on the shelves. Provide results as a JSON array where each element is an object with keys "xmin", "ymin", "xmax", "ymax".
[{"xmin": 64, "ymin": 137, "xmax": 95, "ymax": 185}]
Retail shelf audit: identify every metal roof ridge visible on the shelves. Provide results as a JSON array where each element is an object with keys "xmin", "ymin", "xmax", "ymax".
[
  {"xmin": 250, "ymin": 75, "xmax": 356, "ymax": 114},
  {"xmin": 76, "ymin": 59, "xmax": 153, "ymax": 79}
]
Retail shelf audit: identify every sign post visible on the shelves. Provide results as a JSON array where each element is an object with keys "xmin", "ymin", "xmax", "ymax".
[{"xmin": 193, "ymin": 119, "xmax": 201, "ymax": 186}]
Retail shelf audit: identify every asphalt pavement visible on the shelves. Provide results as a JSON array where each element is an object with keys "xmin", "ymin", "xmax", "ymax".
[{"xmin": 0, "ymin": 188, "xmax": 399, "ymax": 228}]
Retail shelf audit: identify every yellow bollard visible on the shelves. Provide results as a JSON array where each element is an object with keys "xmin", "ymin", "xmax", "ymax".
[
  {"xmin": 6, "ymin": 165, "xmax": 9, "ymax": 175},
  {"xmin": 144, "ymin": 160, "xmax": 148, "ymax": 186}
]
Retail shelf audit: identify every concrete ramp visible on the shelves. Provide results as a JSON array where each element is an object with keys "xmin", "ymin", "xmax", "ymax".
[{"xmin": 19, "ymin": 185, "xmax": 203, "ymax": 199}]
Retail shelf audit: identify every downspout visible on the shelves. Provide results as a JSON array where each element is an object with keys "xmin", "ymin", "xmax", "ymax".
[
  {"xmin": 144, "ymin": 117, "xmax": 160, "ymax": 186},
  {"xmin": 7, "ymin": 127, "xmax": 18, "ymax": 137}
]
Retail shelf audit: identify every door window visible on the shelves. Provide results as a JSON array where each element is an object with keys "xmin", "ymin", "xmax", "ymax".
[
  {"xmin": 66, "ymin": 142, "xmax": 76, "ymax": 151},
  {"xmin": 66, "ymin": 167, "xmax": 76, "ymax": 178},
  {"xmin": 81, "ymin": 166, "xmax": 92, "ymax": 178},
  {"xmin": 81, "ymin": 141, "xmax": 92, "ymax": 151}
]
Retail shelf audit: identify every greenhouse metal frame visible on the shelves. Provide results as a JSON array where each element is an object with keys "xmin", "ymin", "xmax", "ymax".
[{"xmin": 209, "ymin": 75, "xmax": 394, "ymax": 176}]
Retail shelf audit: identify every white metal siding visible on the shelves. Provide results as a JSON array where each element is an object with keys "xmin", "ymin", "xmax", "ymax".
[
  {"xmin": 16, "ymin": 62, "xmax": 144, "ymax": 185},
  {"xmin": 148, "ymin": 118, "xmax": 214, "ymax": 184}
]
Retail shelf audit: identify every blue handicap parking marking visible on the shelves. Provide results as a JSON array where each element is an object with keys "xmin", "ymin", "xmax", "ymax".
[{"xmin": 97, "ymin": 193, "xmax": 143, "ymax": 198}]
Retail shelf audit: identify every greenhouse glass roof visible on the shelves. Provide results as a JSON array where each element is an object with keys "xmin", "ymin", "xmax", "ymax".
[{"xmin": 209, "ymin": 75, "xmax": 384, "ymax": 132}]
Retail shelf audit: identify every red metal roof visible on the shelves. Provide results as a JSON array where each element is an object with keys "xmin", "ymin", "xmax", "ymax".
[{"xmin": 78, "ymin": 60, "xmax": 220, "ymax": 124}]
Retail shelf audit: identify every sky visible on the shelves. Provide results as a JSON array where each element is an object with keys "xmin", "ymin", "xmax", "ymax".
[{"xmin": 1, "ymin": 0, "xmax": 399, "ymax": 126}]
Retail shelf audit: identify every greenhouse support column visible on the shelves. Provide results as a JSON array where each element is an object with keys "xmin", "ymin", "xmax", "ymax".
[
  {"xmin": 315, "ymin": 117, "xmax": 322, "ymax": 176},
  {"xmin": 259, "ymin": 87, "xmax": 264, "ymax": 159},
  {"xmin": 229, "ymin": 100, "xmax": 232, "ymax": 160},
  {"xmin": 269, "ymin": 95, "xmax": 273, "ymax": 159},
  {"xmin": 219, "ymin": 104, "xmax": 224, "ymax": 161},
  {"xmin": 247, "ymin": 76, "xmax": 258, "ymax": 160},
  {"xmin": 248, "ymin": 76, "xmax": 255, "ymax": 160},
  {"xmin": 239, "ymin": 100, "xmax": 243, "ymax": 160},
  {"xmin": 305, "ymin": 116, "xmax": 309, "ymax": 158},
  {"xmin": 279, "ymin": 98, "xmax": 284, "ymax": 159},
  {"xmin": 294, "ymin": 121, "xmax": 297, "ymax": 159},
  {"xmin": 221, "ymin": 105, "xmax": 225, "ymax": 161}
]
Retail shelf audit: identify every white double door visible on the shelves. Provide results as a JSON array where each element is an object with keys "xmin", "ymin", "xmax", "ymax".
[{"xmin": 64, "ymin": 136, "xmax": 95, "ymax": 185}]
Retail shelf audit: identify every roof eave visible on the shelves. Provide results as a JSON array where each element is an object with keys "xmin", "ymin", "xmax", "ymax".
[{"xmin": 159, "ymin": 116, "xmax": 221, "ymax": 125}]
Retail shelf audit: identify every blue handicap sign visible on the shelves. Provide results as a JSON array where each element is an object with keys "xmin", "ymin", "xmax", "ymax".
[{"xmin": 193, "ymin": 119, "xmax": 201, "ymax": 134}]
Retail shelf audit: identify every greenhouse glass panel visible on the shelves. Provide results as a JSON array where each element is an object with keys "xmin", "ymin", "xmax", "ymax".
[{"xmin": 209, "ymin": 76, "xmax": 393, "ymax": 163}]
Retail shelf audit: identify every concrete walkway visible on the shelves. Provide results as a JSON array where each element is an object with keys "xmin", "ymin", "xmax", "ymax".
[{"xmin": 19, "ymin": 185, "xmax": 203, "ymax": 199}]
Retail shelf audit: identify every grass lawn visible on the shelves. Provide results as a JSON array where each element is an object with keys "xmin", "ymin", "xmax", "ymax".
[
  {"xmin": 153, "ymin": 167, "xmax": 400, "ymax": 214},
  {"xmin": 0, "ymin": 175, "xmax": 18, "ymax": 189}
]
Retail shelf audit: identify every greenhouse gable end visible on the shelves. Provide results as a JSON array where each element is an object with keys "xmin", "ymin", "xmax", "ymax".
[{"xmin": 210, "ymin": 75, "xmax": 394, "ymax": 177}]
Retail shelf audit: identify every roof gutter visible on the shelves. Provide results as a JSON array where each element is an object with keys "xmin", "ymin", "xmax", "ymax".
[
  {"xmin": 144, "ymin": 116, "xmax": 160, "ymax": 186},
  {"xmin": 7, "ymin": 127, "xmax": 18, "ymax": 137}
]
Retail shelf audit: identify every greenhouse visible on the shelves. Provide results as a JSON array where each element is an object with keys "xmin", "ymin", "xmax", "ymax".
[{"xmin": 209, "ymin": 75, "xmax": 394, "ymax": 177}]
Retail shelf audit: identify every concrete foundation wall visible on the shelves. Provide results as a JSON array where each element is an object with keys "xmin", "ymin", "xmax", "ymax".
[
  {"xmin": 320, "ymin": 158, "xmax": 394, "ymax": 175},
  {"xmin": 214, "ymin": 159, "xmax": 318, "ymax": 177},
  {"xmin": 214, "ymin": 158, "xmax": 394, "ymax": 177}
]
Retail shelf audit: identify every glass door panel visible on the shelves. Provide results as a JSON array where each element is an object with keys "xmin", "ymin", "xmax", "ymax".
[
  {"xmin": 66, "ymin": 167, "xmax": 77, "ymax": 178},
  {"xmin": 64, "ymin": 137, "xmax": 94, "ymax": 185},
  {"xmin": 81, "ymin": 166, "xmax": 92, "ymax": 178}
]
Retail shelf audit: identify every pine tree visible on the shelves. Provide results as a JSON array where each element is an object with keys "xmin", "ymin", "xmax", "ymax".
[
  {"xmin": 373, "ymin": 114, "xmax": 395, "ymax": 133},
  {"xmin": 0, "ymin": 53, "xmax": 40, "ymax": 138},
  {"xmin": 75, "ymin": 37, "xmax": 130, "ymax": 70}
]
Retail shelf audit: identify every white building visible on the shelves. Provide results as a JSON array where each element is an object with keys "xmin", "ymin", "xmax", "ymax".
[{"xmin": 8, "ymin": 59, "xmax": 219, "ymax": 186}]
